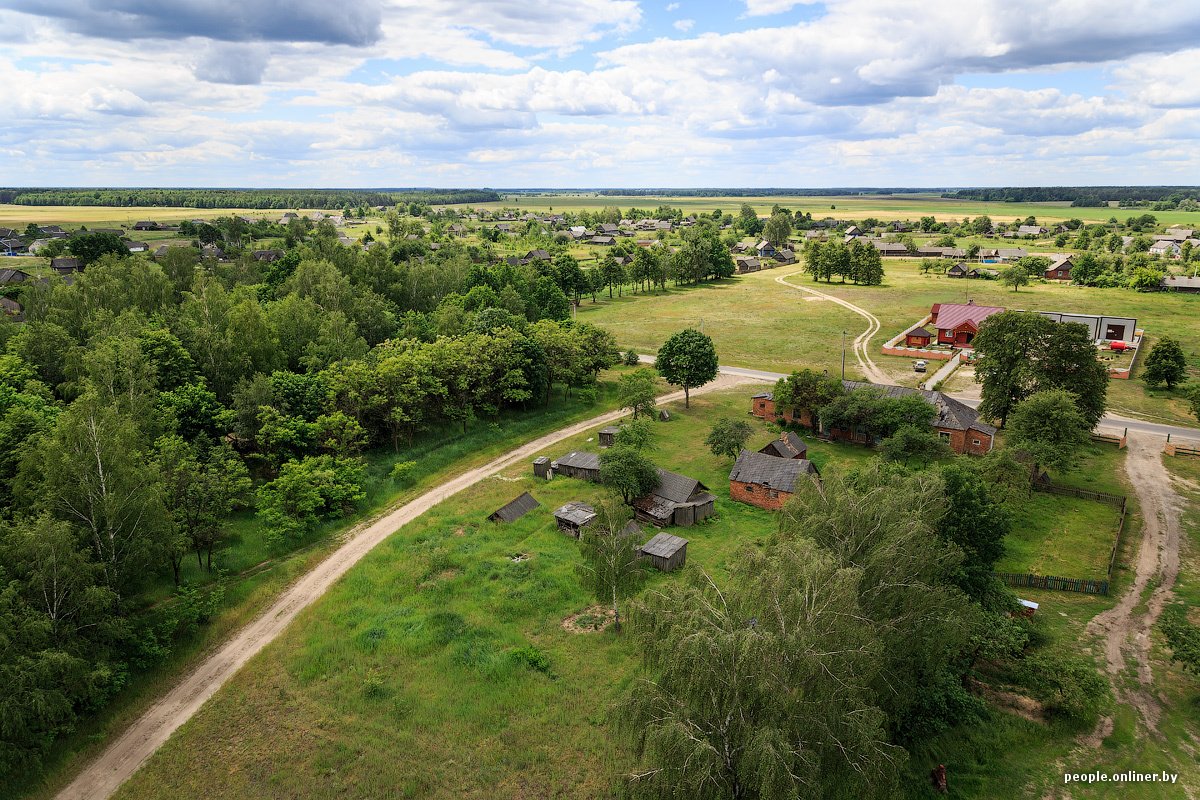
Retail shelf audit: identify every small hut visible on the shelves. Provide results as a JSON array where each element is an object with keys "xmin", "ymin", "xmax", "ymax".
[
  {"xmin": 488, "ymin": 492, "xmax": 540, "ymax": 523},
  {"xmin": 658, "ymin": 409, "xmax": 671, "ymax": 422},
  {"xmin": 553, "ymin": 501, "xmax": 596, "ymax": 538},
  {"xmin": 532, "ymin": 456, "xmax": 552, "ymax": 479},
  {"xmin": 946, "ymin": 262, "xmax": 969, "ymax": 278},
  {"xmin": 904, "ymin": 326, "xmax": 932, "ymax": 347},
  {"xmin": 598, "ymin": 425, "xmax": 624, "ymax": 448},
  {"xmin": 758, "ymin": 431, "xmax": 808, "ymax": 460},
  {"xmin": 551, "ymin": 451, "xmax": 602, "ymax": 483},
  {"xmin": 633, "ymin": 468, "xmax": 716, "ymax": 528},
  {"xmin": 640, "ymin": 532, "xmax": 688, "ymax": 573}
]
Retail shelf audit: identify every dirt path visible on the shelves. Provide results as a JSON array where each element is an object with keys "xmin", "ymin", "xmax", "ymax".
[
  {"xmin": 774, "ymin": 271, "xmax": 892, "ymax": 384},
  {"xmin": 1086, "ymin": 432, "xmax": 1185, "ymax": 735},
  {"xmin": 55, "ymin": 375, "xmax": 760, "ymax": 800}
]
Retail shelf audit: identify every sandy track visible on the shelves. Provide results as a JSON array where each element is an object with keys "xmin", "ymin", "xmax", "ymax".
[
  {"xmin": 773, "ymin": 272, "xmax": 891, "ymax": 384},
  {"xmin": 1086, "ymin": 433, "xmax": 1184, "ymax": 735},
  {"xmin": 55, "ymin": 374, "xmax": 760, "ymax": 800}
]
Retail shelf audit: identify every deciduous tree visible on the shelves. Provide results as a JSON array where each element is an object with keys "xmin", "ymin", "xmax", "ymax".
[
  {"xmin": 655, "ymin": 328, "xmax": 718, "ymax": 408},
  {"xmin": 1143, "ymin": 336, "xmax": 1189, "ymax": 390}
]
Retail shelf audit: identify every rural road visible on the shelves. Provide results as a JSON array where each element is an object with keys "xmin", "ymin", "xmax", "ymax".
[{"xmin": 55, "ymin": 375, "xmax": 760, "ymax": 800}]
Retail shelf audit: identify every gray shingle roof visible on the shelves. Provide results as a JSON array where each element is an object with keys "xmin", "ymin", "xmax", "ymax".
[
  {"xmin": 554, "ymin": 451, "xmax": 601, "ymax": 470},
  {"xmin": 641, "ymin": 532, "xmax": 687, "ymax": 558},
  {"xmin": 729, "ymin": 449, "xmax": 818, "ymax": 494},
  {"xmin": 758, "ymin": 431, "xmax": 807, "ymax": 459},
  {"xmin": 653, "ymin": 467, "xmax": 707, "ymax": 504},
  {"xmin": 489, "ymin": 491, "xmax": 540, "ymax": 523},
  {"xmin": 553, "ymin": 500, "xmax": 596, "ymax": 527}
]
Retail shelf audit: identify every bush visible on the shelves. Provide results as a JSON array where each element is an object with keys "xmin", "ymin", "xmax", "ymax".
[
  {"xmin": 389, "ymin": 460, "xmax": 417, "ymax": 483},
  {"xmin": 623, "ymin": 349, "xmax": 640, "ymax": 366},
  {"xmin": 1020, "ymin": 651, "xmax": 1108, "ymax": 725}
]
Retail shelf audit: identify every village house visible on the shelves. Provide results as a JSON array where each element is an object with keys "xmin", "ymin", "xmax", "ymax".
[
  {"xmin": 1, "ymin": 239, "xmax": 28, "ymax": 255},
  {"xmin": 930, "ymin": 301, "xmax": 1005, "ymax": 347},
  {"xmin": 1045, "ymin": 255, "xmax": 1074, "ymax": 281},
  {"xmin": 750, "ymin": 381, "xmax": 996, "ymax": 456},
  {"xmin": 728, "ymin": 449, "xmax": 820, "ymax": 511},
  {"xmin": 871, "ymin": 241, "xmax": 909, "ymax": 257},
  {"xmin": 632, "ymin": 468, "xmax": 716, "ymax": 528},
  {"xmin": 946, "ymin": 262, "xmax": 969, "ymax": 278},
  {"xmin": 774, "ymin": 249, "xmax": 797, "ymax": 265},
  {"xmin": 756, "ymin": 240, "xmax": 777, "ymax": 258},
  {"xmin": 125, "ymin": 241, "xmax": 149, "ymax": 253},
  {"xmin": 0, "ymin": 267, "xmax": 30, "ymax": 284},
  {"xmin": 552, "ymin": 501, "xmax": 597, "ymax": 538},
  {"xmin": 1149, "ymin": 241, "xmax": 1180, "ymax": 258},
  {"xmin": 132, "ymin": 221, "xmax": 158, "ymax": 231},
  {"xmin": 253, "ymin": 249, "xmax": 286, "ymax": 262},
  {"xmin": 735, "ymin": 256, "xmax": 762, "ymax": 273},
  {"xmin": 50, "ymin": 257, "xmax": 81, "ymax": 274},
  {"xmin": 488, "ymin": 492, "xmax": 540, "ymax": 523}
]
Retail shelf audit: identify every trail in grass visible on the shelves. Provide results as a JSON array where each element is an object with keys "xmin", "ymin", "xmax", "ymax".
[
  {"xmin": 773, "ymin": 271, "xmax": 891, "ymax": 384},
  {"xmin": 1087, "ymin": 433, "xmax": 1184, "ymax": 736},
  {"xmin": 55, "ymin": 374, "xmax": 762, "ymax": 800}
]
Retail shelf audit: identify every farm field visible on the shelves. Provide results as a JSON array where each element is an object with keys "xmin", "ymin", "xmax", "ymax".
[
  {"xmin": 99, "ymin": 388, "xmax": 883, "ymax": 800},
  {"xmin": 576, "ymin": 259, "xmax": 1200, "ymax": 427}
]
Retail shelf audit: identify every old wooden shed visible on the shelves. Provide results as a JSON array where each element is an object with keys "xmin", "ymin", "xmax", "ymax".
[
  {"xmin": 640, "ymin": 532, "xmax": 688, "ymax": 573},
  {"xmin": 552, "ymin": 500, "xmax": 597, "ymax": 538},
  {"xmin": 633, "ymin": 468, "xmax": 716, "ymax": 528},
  {"xmin": 488, "ymin": 491, "xmax": 540, "ymax": 523},
  {"xmin": 551, "ymin": 451, "xmax": 602, "ymax": 483},
  {"xmin": 598, "ymin": 425, "xmax": 624, "ymax": 448}
]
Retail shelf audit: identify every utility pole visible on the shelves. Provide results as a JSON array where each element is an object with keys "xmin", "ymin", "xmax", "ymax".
[{"xmin": 841, "ymin": 330, "xmax": 847, "ymax": 379}]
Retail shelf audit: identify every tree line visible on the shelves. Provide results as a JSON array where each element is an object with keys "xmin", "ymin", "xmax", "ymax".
[
  {"xmin": 0, "ymin": 188, "xmax": 500, "ymax": 209},
  {"xmin": 0, "ymin": 229, "xmax": 621, "ymax": 777}
]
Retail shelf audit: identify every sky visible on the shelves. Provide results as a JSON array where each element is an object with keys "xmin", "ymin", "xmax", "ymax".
[{"xmin": 1, "ymin": 0, "xmax": 1199, "ymax": 189}]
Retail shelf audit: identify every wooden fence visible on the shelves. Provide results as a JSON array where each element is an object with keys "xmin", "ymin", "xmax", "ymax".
[
  {"xmin": 996, "ymin": 573, "xmax": 1109, "ymax": 595},
  {"xmin": 1165, "ymin": 435, "xmax": 1200, "ymax": 457},
  {"xmin": 1091, "ymin": 428, "xmax": 1127, "ymax": 449},
  {"xmin": 1003, "ymin": 483, "xmax": 1129, "ymax": 597}
]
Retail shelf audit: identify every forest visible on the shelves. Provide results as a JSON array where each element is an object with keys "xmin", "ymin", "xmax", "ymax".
[
  {"xmin": 944, "ymin": 186, "xmax": 1200, "ymax": 205},
  {"xmin": 0, "ymin": 219, "xmax": 626, "ymax": 779}
]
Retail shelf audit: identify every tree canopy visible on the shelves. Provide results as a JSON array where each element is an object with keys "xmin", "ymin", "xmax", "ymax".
[{"xmin": 655, "ymin": 328, "xmax": 719, "ymax": 408}]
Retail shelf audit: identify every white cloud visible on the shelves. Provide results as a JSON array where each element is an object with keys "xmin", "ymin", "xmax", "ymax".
[
  {"xmin": 665, "ymin": 2, "xmax": 679, "ymax": 9},
  {"xmin": 673, "ymin": 19, "xmax": 694, "ymax": 31},
  {"xmin": 740, "ymin": 0, "xmax": 821, "ymax": 15}
]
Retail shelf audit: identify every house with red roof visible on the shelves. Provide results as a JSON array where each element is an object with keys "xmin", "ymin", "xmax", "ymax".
[{"xmin": 929, "ymin": 301, "xmax": 1005, "ymax": 348}]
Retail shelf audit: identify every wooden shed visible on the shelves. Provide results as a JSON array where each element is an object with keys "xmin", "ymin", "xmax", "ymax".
[
  {"xmin": 552, "ymin": 500, "xmax": 596, "ymax": 538},
  {"xmin": 488, "ymin": 491, "xmax": 540, "ymax": 523},
  {"xmin": 532, "ymin": 456, "xmax": 552, "ymax": 479},
  {"xmin": 640, "ymin": 532, "xmax": 688, "ymax": 573},
  {"xmin": 633, "ymin": 468, "xmax": 716, "ymax": 528},
  {"xmin": 551, "ymin": 451, "xmax": 602, "ymax": 483},
  {"xmin": 598, "ymin": 425, "xmax": 624, "ymax": 448}
]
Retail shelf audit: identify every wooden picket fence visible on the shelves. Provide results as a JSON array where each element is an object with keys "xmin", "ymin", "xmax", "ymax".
[
  {"xmin": 997, "ymin": 572, "xmax": 1109, "ymax": 596},
  {"xmin": 1000, "ymin": 483, "xmax": 1130, "ymax": 597}
]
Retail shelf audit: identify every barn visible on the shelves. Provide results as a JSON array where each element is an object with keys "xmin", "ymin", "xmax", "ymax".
[
  {"xmin": 639, "ymin": 532, "xmax": 688, "ymax": 573},
  {"xmin": 553, "ymin": 501, "xmax": 596, "ymax": 538},
  {"xmin": 729, "ymin": 449, "xmax": 820, "ymax": 511},
  {"xmin": 633, "ymin": 468, "xmax": 716, "ymax": 528},
  {"xmin": 488, "ymin": 492, "xmax": 540, "ymax": 523},
  {"xmin": 550, "ymin": 451, "xmax": 602, "ymax": 482}
]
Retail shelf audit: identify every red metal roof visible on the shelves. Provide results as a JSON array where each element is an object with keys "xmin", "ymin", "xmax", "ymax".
[{"xmin": 932, "ymin": 303, "xmax": 1005, "ymax": 332}]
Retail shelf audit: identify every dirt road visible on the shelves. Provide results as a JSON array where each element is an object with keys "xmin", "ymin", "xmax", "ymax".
[
  {"xmin": 1087, "ymin": 433, "xmax": 1185, "ymax": 735},
  {"xmin": 55, "ymin": 375, "xmax": 760, "ymax": 800},
  {"xmin": 774, "ymin": 272, "xmax": 892, "ymax": 384}
]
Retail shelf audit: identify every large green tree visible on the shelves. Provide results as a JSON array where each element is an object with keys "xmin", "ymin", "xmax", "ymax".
[
  {"xmin": 1143, "ymin": 336, "xmax": 1189, "ymax": 390},
  {"xmin": 1006, "ymin": 389, "xmax": 1091, "ymax": 474},
  {"xmin": 575, "ymin": 496, "xmax": 650, "ymax": 632},
  {"xmin": 704, "ymin": 417, "xmax": 754, "ymax": 460},
  {"xmin": 599, "ymin": 446, "xmax": 658, "ymax": 504},
  {"xmin": 654, "ymin": 328, "xmax": 719, "ymax": 408},
  {"xmin": 617, "ymin": 368, "xmax": 658, "ymax": 420}
]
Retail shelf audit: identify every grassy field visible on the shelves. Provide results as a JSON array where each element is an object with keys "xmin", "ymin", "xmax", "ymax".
[
  {"xmin": 577, "ymin": 260, "xmax": 1200, "ymax": 426},
  {"xmin": 98, "ymin": 387, "xmax": 880, "ymax": 800}
]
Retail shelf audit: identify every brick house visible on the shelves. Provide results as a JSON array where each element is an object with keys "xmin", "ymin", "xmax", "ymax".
[
  {"xmin": 750, "ymin": 381, "xmax": 996, "ymax": 456},
  {"xmin": 729, "ymin": 449, "xmax": 820, "ymax": 510},
  {"xmin": 1045, "ymin": 256, "xmax": 1074, "ymax": 281}
]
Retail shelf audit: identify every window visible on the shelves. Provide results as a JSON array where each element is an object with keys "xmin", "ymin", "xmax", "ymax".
[
  {"xmin": 972, "ymin": 439, "xmax": 981, "ymax": 446},
  {"xmin": 938, "ymin": 431, "xmax": 951, "ymax": 441},
  {"xmin": 769, "ymin": 490, "xmax": 779, "ymax": 498},
  {"xmin": 745, "ymin": 485, "xmax": 754, "ymax": 493}
]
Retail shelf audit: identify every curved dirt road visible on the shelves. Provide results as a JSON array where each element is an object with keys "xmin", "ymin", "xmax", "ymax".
[
  {"xmin": 56, "ymin": 375, "xmax": 760, "ymax": 800},
  {"xmin": 1087, "ymin": 432, "xmax": 1184, "ymax": 735},
  {"xmin": 774, "ymin": 271, "xmax": 891, "ymax": 384}
]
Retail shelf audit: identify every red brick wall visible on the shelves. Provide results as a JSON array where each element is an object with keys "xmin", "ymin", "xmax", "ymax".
[
  {"xmin": 751, "ymin": 398, "xmax": 795, "ymax": 423},
  {"xmin": 730, "ymin": 480, "xmax": 790, "ymax": 510},
  {"xmin": 935, "ymin": 427, "xmax": 993, "ymax": 455}
]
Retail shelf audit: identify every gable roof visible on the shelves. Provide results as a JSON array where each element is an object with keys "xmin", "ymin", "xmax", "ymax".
[
  {"xmin": 552, "ymin": 500, "xmax": 596, "ymax": 527},
  {"xmin": 840, "ymin": 380, "xmax": 996, "ymax": 436},
  {"xmin": 758, "ymin": 431, "xmax": 808, "ymax": 459},
  {"xmin": 932, "ymin": 302, "xmax": 1005, "ymax": 332},
  {"xmin": 554, "ymin": 451, "xmax": 601, "ymax": 471},
  {"xmin": 489, "ymin": 491, "xmax": 540, "ymax": 523},
  {"xmin": 653, "ymin": 467, "xmax": 707, "ymax": 504},
  {"xmin": 730, "ymin": 449, "xmax": 818, "ymax": 494},
  {"xmin": 905, "ymin": 325, "xmax": 931, "ymax": 337},
  {"xmin": 0, "ymin": 268, "xmax": 30, "ymax": 283}
]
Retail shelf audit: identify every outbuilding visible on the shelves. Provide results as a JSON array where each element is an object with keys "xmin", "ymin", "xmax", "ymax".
[
  {"xmin": 598, "ymin": 425, "xmax": 624, "ymax": 448},
  {"xmin": 488, "ymin": 492, "xmax": 540, "ymax": 523},
  {"xmin": 633, "ymin": 468, "xmax": 716, "ymax": 528},
  {"xmin": 553, "ymin": 501, "xmax": 596, "ymax": 538},
  {"xmin": 757, "ymin": 431, "xmax": 808, "ymax": 460},
  {"xmin": 640, "ymin": 532, "xmax": 688, "ymax": 573},
  {"xmin": 550, "ymin": 450, "xmax": 602, "ymax": 483}
]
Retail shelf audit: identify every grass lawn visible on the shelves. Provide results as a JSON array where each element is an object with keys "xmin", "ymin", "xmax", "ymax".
[{"xmin": 994, "ymin": 493, "xmax": 1119, "ymax": 581}]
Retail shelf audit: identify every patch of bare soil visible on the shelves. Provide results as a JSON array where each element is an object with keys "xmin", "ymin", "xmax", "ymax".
[
  {"xmin": 561, "ymin": 605, "xmax": 615, "ymax": 634},
  {"xmin": 1086, "ymin": 433, "xmax": 1184, "ymax": 737},
  {"xmin": 1076, "ymin": 715, "xmax": 1114, "ymax": 749},
  {"xmin": 971, "ymin": 680, "xmax": 1046, "ymax": 724}
]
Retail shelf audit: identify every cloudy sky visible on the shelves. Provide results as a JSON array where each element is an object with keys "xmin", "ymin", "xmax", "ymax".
[{"xmin": 2, "ymin": 0, "xmax": 1198, "ymax": 188}]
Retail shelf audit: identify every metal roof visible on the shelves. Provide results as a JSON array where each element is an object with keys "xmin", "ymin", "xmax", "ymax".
[
  {"xmin": 641, "ymin": 532, "xmax": 687, "ymax": 558},
  {"xmin": 932, "ymin": 302, "xmax": 1005, "ymax": 332},
  {"xmin": 489, "ymin": 491, "xmax": 540, "ymax": 523}
]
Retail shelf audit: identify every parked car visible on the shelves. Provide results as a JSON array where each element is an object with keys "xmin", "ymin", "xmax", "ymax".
[{"xmin": 913, "ymin": 360, "xmax": 927, "ymax": 373}]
